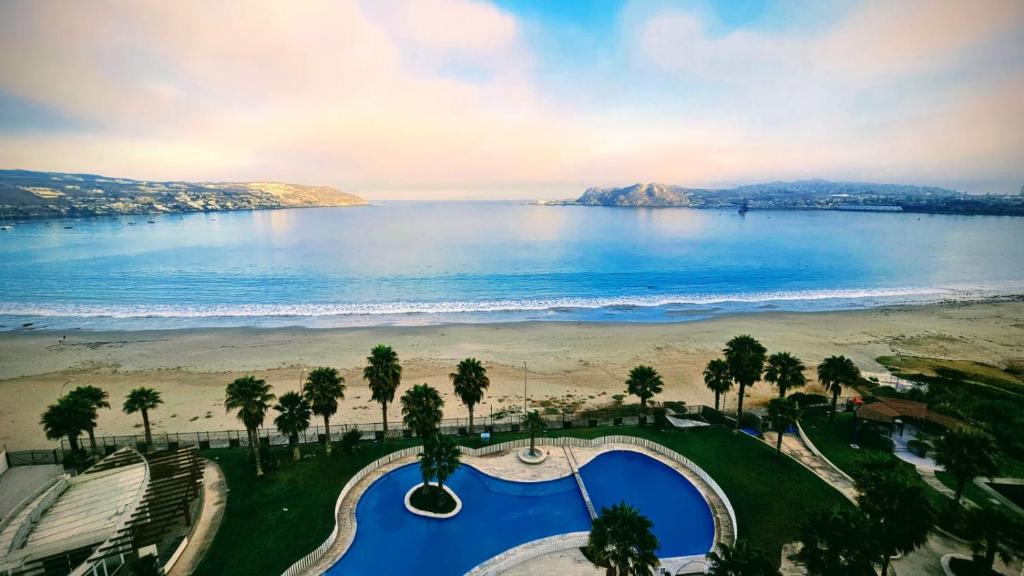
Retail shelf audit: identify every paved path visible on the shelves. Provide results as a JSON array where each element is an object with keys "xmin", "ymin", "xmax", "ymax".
[
  {"xmin": 0, "ymin": 464, "xmax": 63, "ymax": 520},
  {"xmin": 167, "ymin": 460, "xmax": 226, "ymax": 576},
  {"xmin": 502, "ymin": 549, "xmax": 602, "ymax": 576},
  {"xmin": 762, "ymin": 431, "xmax": 858, "ymax": 503},
  {"xmin": 770, "ymin": 428, "xmax": 1022, "ymax": 576}
]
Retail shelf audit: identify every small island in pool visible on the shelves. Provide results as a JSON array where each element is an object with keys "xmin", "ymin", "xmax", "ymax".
[{"xmin": 407, "ymin": 483, "xmax": 458, "ymax": 515}]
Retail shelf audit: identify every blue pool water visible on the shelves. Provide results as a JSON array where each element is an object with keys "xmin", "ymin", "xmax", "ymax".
[
  {"xmin": 326, "ymin": 450, "xmax": 715, "ymax": 575},
  {"xmin": 2, "ymin": 203, "xmax": 1023, "ymax": 329},
  {"xmin": 580, "ymin": 450, "xmax": 715, "ymax": 557}
]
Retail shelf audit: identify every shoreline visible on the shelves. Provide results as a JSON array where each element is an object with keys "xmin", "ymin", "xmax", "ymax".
[
  {"xmin": 4, "ymin": 293, "xmax": 1023, "ymax": 333},
  {"xmin": 2, "ymin": 299, "xmax": 1022, "ymax": 449}
]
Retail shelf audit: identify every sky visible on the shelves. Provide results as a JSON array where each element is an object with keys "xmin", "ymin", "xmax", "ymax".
[{"xmin": 0, "ymin": 0, "xmax": 1022, "ymax": 200}]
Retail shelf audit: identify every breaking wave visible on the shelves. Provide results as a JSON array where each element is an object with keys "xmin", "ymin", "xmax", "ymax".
[{"xmin": 1, "ymin": 285, "xmax": 1018, "ymax": 321}]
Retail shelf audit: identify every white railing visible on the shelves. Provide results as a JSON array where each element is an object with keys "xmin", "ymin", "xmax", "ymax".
[
  {"xmin": 280, "ymin": 445, "xmax": 422, "ymax": 576},
  {"xmin": 281, "ymin": 435, "xmax": 738, "ymax": 576}
]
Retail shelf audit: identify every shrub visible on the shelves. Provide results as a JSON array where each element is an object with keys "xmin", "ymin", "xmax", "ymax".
[
  {"xmin": 652, "ymin": 407, "xmax": 668, "ymax": 431},
  {"xmin": 788, "ymin": 392, "xmax": 828, "ymax": 407},
  {"xmin": 340, "ymin": 429, "xmax": 362, "ymax": 455},
  {"xmin": 907, "ymin": 438, "xmax": 932, "ymax": 457}
]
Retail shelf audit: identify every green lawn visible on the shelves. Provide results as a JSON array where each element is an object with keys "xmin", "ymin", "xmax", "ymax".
[
  {"xmin": 195, "ymin": 425, "xmax": 850, "ymax": 576},
  {"xmin": 934, "ymin": 471, "xmax": 1000, "ymax": 507},
  {"xmin": 800, "ymin": 410, "xmax": 978, "ymax": 536}
]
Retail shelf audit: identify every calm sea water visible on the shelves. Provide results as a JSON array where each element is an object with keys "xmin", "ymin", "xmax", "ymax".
[{"xmin": 1, "ymin": 202, "xmax": 1022, "ymax": 330}]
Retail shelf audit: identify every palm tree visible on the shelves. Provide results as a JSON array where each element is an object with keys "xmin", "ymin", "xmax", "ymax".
[
  {"xmin": 274, "ymin": 391, "xmax": 312, "ymax": 461},
  {"xmin": 965, "ymin": 505, "xmax": 1024, "ymax": 571},
  {"xmin": 586, "ymin": 502, "xmax": 659, "ymax": 576},
  {"xmin": 450, "ymin": 358, "xmax": 489, "ymax": 434},
  {"xmin": 708, "ymin": 540, "xmax": 781, "ymax": 576},
  {"xmin": 792, "ymin": 508, "xmax": 875, "ymax": 576},
  {"xmin": 767, "ymin": 397, "xmax": 802, "ymax": 456},
  {"xmin": 419, "ymin": 434, "xmax": 461, "ymax": 493},
  {"xmin": 123, "ymin": 387, "xmax": 163, "ymax": 451},
  {"xmin": 625, "ymin": 365, "xmax": 663, "ymax": 418},
  {"xmin": 723, "ymin": 335, "xmax": 767, "ymax": 432},
  {"xmin": 764, "ymin": 352, "xmax": 806, "ymax": 398},
  {"xmin": 855, "ymin": 461, "xmax": 933, "ymax": 576},
  {"xmin": 816, "ymin": 355, "xmax": 860, "ymax": 421},
  {"xmin": 40, "ymin": 394, "xmax": 94, "ymax": 455},
  {"xmin": 225, "ymin": 375, "xmax": 276, "ymax": 477},
  {"xmin": 401, "ymin": 384, "xmax": 444, "ymax": 438},
  {"xmin": 303, "ymin": 366, "xmax": 345, "ymax": 455},
  {"xmin": 524, "ymin": 410, "xmax": 546, "ymax": 457},
  {"xmin": 68, "ymin": 385, "xmax": 110, "ymax": 454},
  {"xmin": 703, "ymin": 359, "xmax": 732, "ymax": 411},
  {"xmin": 934, "ymin": 428, "xmax": 999, "ymax": 507},
  {"xmin": 364, "ymin": 344, "xmax": 402, "ymax": 438}
]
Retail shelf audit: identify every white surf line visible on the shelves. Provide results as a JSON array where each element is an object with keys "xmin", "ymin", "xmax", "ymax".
[{"xmin": 563, "ymin": 446, "xmax": 597, "ymax": 520}]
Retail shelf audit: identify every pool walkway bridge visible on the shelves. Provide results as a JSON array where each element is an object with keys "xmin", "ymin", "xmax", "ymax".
[{"xmin": 562, "ymin": 446, "xmax": 597, "ymax": 520}]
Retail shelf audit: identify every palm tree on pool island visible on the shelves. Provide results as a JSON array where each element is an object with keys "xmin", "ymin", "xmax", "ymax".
[
  {"xmin": 68, "ymin": 385, "xmax": 110, "ymax": 455},
  {"xmin": 123, "ymin": 387, "xmax": 163, "ymax": 451},
  {"xmin": 586, "ymin": 502, "xmax": 659, "ymax": 576},
  {"xmin": 523, "ymin": 409, "xmax": 546, "ymax": 457},
  {"xmin": 767, "ymin": 397, "xmax": 802, "ymax": 456},
  {"xmin": 225, "ymin": 375, "xmax": 276, "ymax": 477},
  {"xmin": 816, "ymin": 355, "xmax": 860, "ymax": 421},
  {"xmin": 723, "ymin": 335, "xmax": 767, "ymax": 432},
  {"xmin": 934, "ymin": 428, "xmax": 999, "ymax": 507},
  {"xmin": 764, "ymin": 351, "xmax": 806, "ymax": 398},
  {"xmin": 40, "ymin": 394, "xmax": 94, "ymax": 456},
  {"xmin": 274, "ymin": 391, "xmax": 312, "ymax": 461},
  {"xmin": 703, "ymin": 358, "xmax": 732, "ymax": 411},
  {"xmin": 625, "ymin": 365, "xmax": 663, "ymax": 420},
  {"xmin": 418, "ymin": 434, "xmax": 461, "ymax": 498},
  {"xmin": 401, "ymin": 383, "xmax": 444, "ymax": 438},
  {"xmin": 303, "ymin": 366, "xmax": 345, "ymax": 454},
  {"xmin": 450, "ymin": 357, "xmax": 489, "ymax": 434},
  {"xmin": 707, "ymin": 540, "xmax": 780, "ymax": 576},
  {"xmin": 364, "ymin": 344, "xmax": 402, "ymax": 438}
]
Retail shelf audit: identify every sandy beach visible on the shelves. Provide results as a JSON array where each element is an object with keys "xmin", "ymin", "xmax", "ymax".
[{"xmin": 2, "ymin": 299, "xmax": 1023, "ymax": 450}]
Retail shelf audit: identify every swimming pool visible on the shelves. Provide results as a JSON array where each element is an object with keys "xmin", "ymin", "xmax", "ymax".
[{"xmin": 326, "ymin": 450, "xmax": 716, "ymax": 575}]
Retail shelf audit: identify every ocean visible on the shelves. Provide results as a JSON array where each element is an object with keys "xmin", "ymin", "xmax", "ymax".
[{"xmin": 1, "ymin": 202, "xmax": 1022, "ymax": 330}]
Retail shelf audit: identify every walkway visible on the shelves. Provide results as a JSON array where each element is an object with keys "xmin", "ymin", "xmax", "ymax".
[
  {"xmin": 167, "ymin": 460, "xmax": 226, "ymax": 576},
  {"xmin": 762, "ymin": 430, "xmax": 858, "ymax": 503},
  {"xmin": 0, "ymin": 464, "xmax": 63, "ymax": 520}
]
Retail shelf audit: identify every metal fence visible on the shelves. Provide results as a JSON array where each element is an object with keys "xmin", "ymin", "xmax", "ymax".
[{"xmin": 43, "ymin": 405, "xmax": 707, "ymax": 455}]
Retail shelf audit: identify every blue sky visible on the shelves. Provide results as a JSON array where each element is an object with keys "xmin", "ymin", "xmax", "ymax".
[{"xmin": 0, "ymin": 0, "xmax": 1021, "ymax": 199}]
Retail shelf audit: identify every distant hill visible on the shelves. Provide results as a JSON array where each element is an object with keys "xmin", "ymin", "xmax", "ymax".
[
  {"xmin": 563, "ymin": 179, "xmax": 1024, "ymax": 215},
  {"xmin": 0, "ymin": 169, "xmax": 367, "ymax": 219},
  {"xmin": 574, "ymin": 179, "xmax": 961, "ymax": 207}
]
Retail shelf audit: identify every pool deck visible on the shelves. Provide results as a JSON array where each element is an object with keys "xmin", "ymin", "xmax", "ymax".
[{"xmin": 300, "ymin": 441, "xmax": 731, "ymax": 576}]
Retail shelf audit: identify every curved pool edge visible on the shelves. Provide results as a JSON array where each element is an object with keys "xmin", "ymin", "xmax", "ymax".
[
  {"xmin": 281, "ymin": 435, "xmax": 737, "ymax": 576},
  {"xmin": 465, "ymin": 531, "xmax": 590, "ymax": 576}
]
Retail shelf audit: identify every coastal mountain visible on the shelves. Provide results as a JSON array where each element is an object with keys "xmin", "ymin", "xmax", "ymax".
[
  {"xmin": 563, "ymin": 179, "xmax": 1024, "ymax": 215},
  {"xmin": 576, "ymin": 183, "xmax": 696, "ymax": 207},
  {"xmin": 0, "ymin": 169, "xmax": 367, "ymax": 219},
  {"xmin": 574, "ymin": 179, "xmax": 961, "ymax": 208}
]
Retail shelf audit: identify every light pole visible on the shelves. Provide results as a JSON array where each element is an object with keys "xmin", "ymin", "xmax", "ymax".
[{"xmin": 523, "ymin": 361, "xmax": 527, "ymax": 415}]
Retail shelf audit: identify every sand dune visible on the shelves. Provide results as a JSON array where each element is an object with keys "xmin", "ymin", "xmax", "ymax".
[{"xmin": 1, "ymin": 299, "xmax": 1022, "ymax": 449}]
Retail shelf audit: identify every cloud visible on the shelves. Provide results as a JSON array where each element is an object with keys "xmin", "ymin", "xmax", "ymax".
[{"xmin": 0, "ymin": 0, "xmax": 1021, "ymax": 197}]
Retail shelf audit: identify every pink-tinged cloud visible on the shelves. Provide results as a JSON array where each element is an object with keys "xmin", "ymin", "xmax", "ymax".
[{"xmin": 0, "ymin": 0, "xmax": 1021, "ymax": 198}]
